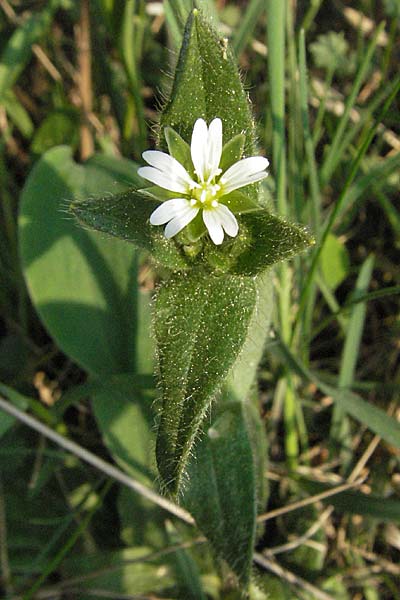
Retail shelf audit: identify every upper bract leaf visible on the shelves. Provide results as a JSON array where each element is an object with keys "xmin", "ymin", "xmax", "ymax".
[
  {"xmin": 71, "ymin": 189, "xmax": 190, "ymax": 272},
  {"xmin": 204, "ymin": 211, "xmax": 314, "ymax": 275},
  {"xmin": 160, "ymin": 10, "xmax": 256, "ymax": 155}
]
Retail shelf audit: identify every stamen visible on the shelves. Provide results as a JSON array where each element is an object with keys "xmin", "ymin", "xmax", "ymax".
[
  {"xmin": 190, "ymin": 198, "xmax": 197, "ymax": 206},
  {"xmin": 211, "ymin": 199, "xmax": 219, "ymax": 208}
]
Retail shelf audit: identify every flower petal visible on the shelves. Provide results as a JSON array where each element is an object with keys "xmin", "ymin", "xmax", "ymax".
[
  {"xmin": 203, "ymin": 209, "xmax": 224, "ymax": 245},
  {"xmin": 214, "ymin": 203, "xmax": 239, "ymax": 237},
  {"xmin": 220, "ymin": 156, "xmax": 269, "ymax": 194},
  {"xmin": 139, "ymin": 150, "xmax": 195, "ymax": 193},
  {"xmin": 206, "ymin": 118, "xmax": 223, "ymax": 181},
  {"xmin": 191, "ymin": 118, "xmax": 208, "ymax": 183},
  {"xmin": 149, "ymin": 198, "xmax": 192, "ymax": 225},
  {"xmin": 138, "ymin": 167, "xmax": 188, "ymax": 194},
  {"xmin": 164, "ymin": 206, "xmax": 199, "ymax": 238}
]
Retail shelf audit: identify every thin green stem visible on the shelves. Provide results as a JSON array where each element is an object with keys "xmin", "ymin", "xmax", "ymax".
[
  {"xmin": 232, "ymin": 0, "xmax": 264, "ymax": 56},
  {"xmin": 267, "ymin": 0, "xmax": 298, "ymax": 469}
]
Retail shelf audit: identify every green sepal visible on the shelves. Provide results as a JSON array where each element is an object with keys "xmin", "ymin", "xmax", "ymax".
[
  {"xmin": 164, "ymin": 126, "xmax": 194, "ymax": 176},
  {"xmin": 160, "ymin": 9, "xmax": 256, "ymax": 155},
  {"xmin": 154, "ymin": 270, "xmax": 257, "ymax": 495},
  {"xmin": 219, "ymin": 133, "xmax": 246, "ymax": 171},
  {"xmin": 70, "ymin": 189, "xmax": 190, "ymax": 272},
  {"xmin": 221, "ymin": 190, "xmax": 261, "ymax": 214},
  {"xmin": 180, "ymin": 211, "xmax": 207, "ymax": 243},
  {"xmin": 140, "ymin": 186, "xmax": 180, "ymax": 201}
]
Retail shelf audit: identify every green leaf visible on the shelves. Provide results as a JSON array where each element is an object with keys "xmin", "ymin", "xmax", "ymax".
[
  {"xmin": 204, "ymin": 211, "xmax": 314, "ymax": 275},
  {"xmin": 154, "ymin": 270, "xmax": 257, "ymax": 494},
  {"xmin": 31, "ymin": 109, "xmax": 79, "ymax": 154},
  {"xmin": 301, "ymin": 480, "xmax": 400, "ymax": 524},
  {"xmin": 164, "ymin": 126, "xmax": 194, "ymax": 175},
  {"xmin": 183, "ymin": 402, "xmax": 258, "ymax": 585},
  {"xmin": 0, "ymin": 1, "xmax": 60, "ymax": 99},
  {"xmin": 309, "ymin": 31, "xmax": 354, "ymax": 75},
  {"xmin": 165, "ymin": 520, "xmax": 207, "ymax": 600},
  {"xmin": 71, "ymin": 188, "xmax": 190, "ymax": 272},
  {"xmin": 160, "ymin": 9, "xmax": 256, "ymax": 155},
  {"xmin": 0, "ymin": 382, "xmax": 29, "ymax": 438},
  {"xmin": 224, "ymin": 271, "xmax": 273, "ymax": 401},
  {"xmin": 219, "ymin": 133, "xmax": 246, "ymax": 171},
  {"xmin": 273, "ymin": 337, "xmax": 400, "ymax": 451},
  {"xmin": 19, "ymin": 146, "xmax": 151, "ymax": 376},
  {"xmin": 61, "ymin": 547, "xmax": 175, "ymax": 597},
  {"xmin": 118, "ymin": 487, "xmax": 165, "ymax": 549},
  {"xmin": 3, "ymin": 90, "xmax": 34, "ymax": 138},
  {"xmin": 91, "ymin": 374, "xmax": 156, "ymax": 484},
  {"xmin": 319, "ymin": 233, "xmax": 350, "ymax": 290}
]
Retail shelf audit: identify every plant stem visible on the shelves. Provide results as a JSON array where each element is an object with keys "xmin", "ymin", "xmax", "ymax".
[
  {"xmin": 267, "ymin": 0, "xmax": 298, "ymax": 470},
  {"xmin": 77, "ymin": 0, "xmax": 94, "ymax": 160}
]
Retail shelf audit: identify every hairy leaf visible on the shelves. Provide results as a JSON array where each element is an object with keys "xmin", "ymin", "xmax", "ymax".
[
  {"xmin": 160, "ymin": 9, "xmax": 256, "ymax": 155},
  {"xmin": 71, "ymin": 188, "xmax": 189, "ymax": 272},
  {"xmin": 183, "ymin": 402, "xmax": 258, "ymax": 585},
  {"xmin": 154, "ymin": 270, "xmax": 256, "ymax": 494}
]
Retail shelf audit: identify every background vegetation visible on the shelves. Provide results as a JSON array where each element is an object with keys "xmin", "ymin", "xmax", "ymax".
[{"xmin": 0, "ymin": 0, "xmax": 399, "ymax": 598}]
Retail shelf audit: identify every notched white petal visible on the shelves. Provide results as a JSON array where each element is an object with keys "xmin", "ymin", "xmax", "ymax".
[
  {"xmin": 164, "ymin": 207, "xmax": 199, "ymax": 238},
  {"xmin": 203, "ymin": 210, "xmax": 224, "ymax": 245},
  {"xmin": 220, "ymin": 156, "xmax": 269, "ymax": 194},
  {"xmin": 191, "ymin": 118, "xmax": 208, "ymax": 182},
  {"xmin": 215, "ymin": 204, "xmax": 239, "ymax": 238},
  {"xmin": 149, "ymin": 198, "xmax": 191, "ymax": 225},
  {"xmin": 138, "ymin": 166, "xmax": 188, "ymax": 194},
  {"xmin": 207, "ymin": 118, "xmax": 223, "ymax": 180},
  {"xmin": 140, "ymin": 150, "xmax": 195, "ymax": 193}
]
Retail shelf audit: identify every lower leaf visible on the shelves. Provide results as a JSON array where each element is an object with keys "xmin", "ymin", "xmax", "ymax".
[
  {"xmin": 154, "ymin": 270, "xmax": 256, "ymax": 495},
  {"xmin": 182, "ymin": 402, "xmax": 259, "ymax": 586}
]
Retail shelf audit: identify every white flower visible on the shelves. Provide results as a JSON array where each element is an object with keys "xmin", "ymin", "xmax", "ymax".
[{"xmin": 138, "ymin": 118, "xmax": 269, "ymax": 245}]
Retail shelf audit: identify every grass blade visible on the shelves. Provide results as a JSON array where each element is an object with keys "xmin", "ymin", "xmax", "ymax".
[
  {"xmin": 330, "ymin": 254, "xmax": 375, "ymax": 450},
  {"xmin": 293, "ymin": 76, "xmax": 400, "ymax": 337},
  {"xmin": 319, "ymin": 22, "xmax": 385, "ymax": 187},
  {"xmin": 232, "ymin": 0, "xmax": 264, "ymax": 56}
]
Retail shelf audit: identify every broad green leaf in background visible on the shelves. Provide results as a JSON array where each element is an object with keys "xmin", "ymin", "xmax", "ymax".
[
  {"xmin": 183, "ymin": 402, "xmax": 262, "ymax": 585},
  {"xmin": 18, "ymin": 147, "xmax": 156, "ymax": 511},
  {"xmin": 154, "ymin": 270, "xmax": 256, "ymax": 494},
  {"xmin": 319, "ymin": 233, "xmax": 350, "ymax": 290},
  {"xmin": 88, "ymin": 374, "xmax": 156, "ymax": 484},
  {"xmin": 19, "ymin": 146, "xmax": 151, "ymax": 376},
  {"xmin": 31, "ymin": 109, "xmax": 80, "ymax": 155}
]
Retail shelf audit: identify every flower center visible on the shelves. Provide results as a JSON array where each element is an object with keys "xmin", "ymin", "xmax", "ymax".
[{"xmin": 190, "ymin": 182, "xmax": 221, "ymax": 209}]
